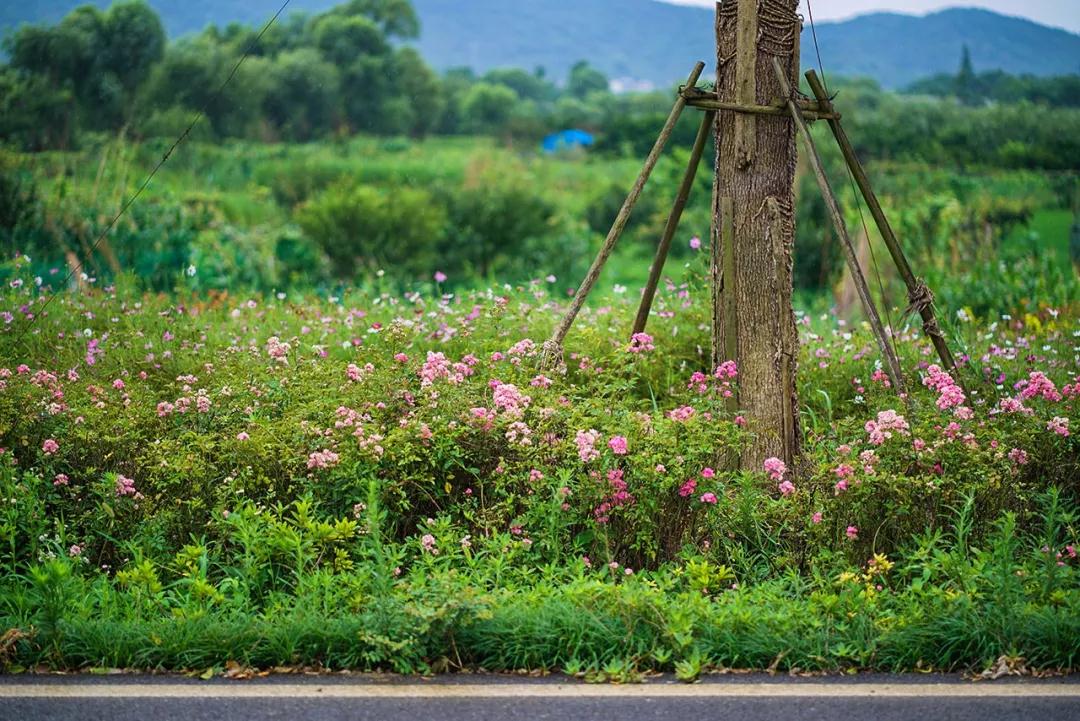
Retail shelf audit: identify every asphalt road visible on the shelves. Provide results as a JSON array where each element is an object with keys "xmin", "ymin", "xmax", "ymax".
[{"xmin": 2, "ymin": 673, "xmax": 1078, "ymax": 721}]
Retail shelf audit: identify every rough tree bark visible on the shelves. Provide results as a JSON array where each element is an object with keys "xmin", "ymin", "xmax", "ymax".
[{"xmin": 712, "ymin": 0, "xmax": 801, "ymax": 469}]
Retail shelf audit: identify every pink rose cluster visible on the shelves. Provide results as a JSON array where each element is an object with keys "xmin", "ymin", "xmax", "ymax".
[
  {"xmin": 266, "ymin": 336, "xmax": 291, "ymax": 364},
  {"xmin": 667, "ymin": 405, "xmax": 696, "ymax": 422},
  {"xmin": 1016, "ymin": 371, "xmax": 1061, "ymax": 402},
  {"xmin": 115, "ymin": 474, "xmax": 142, "ymax": 499},
  {"xmin": 865, "ymin": 409, "xmax": 910, "ymax": 446},
  {"xmin": 346, "ymin": 363, "xmax": 375, "ymax": 383},
  {"xmin": 627, "ymin": 333, "xmax": 655, "ymax": 354},
  {"xmin": 593, "ymin": 468, "xmax": 634, "ymax": 523},
  {"xmin": 922, "ymin": 365, "xmax": 966, "ymax": 413},
  {"xmin": 307, "ymin": 449, "xmax": 340, "ymax": 470},
  {"xmin": 764, "ymin": 457, "xmax": 795, "ymax": 497},
  {"xmin": 1047, "ymin": 417, "xmax": 1070, "ymax": 438},
  {"xmin": 419, "ymin": 351, "xmax": 475, "ymax": 387},
  {"xmin": 575, "ymin": 429, "xmax": 601, "ymax": 463},
  {"xmin": 687, "ymin": 360, "xmax": 738, "ymax": 396},
  {"xmin": 492, "ymin": 382, "xmax": 532, "ymax": 418}
]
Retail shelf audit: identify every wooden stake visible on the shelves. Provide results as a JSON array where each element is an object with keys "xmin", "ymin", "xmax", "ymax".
[
  {"xmin": 684, "ymin": 95, "xmax": 839, "ymax": 121},
  {"xmin": 721, "ymin": 195, "xmax": 737, "ymax": 368},
  {"xmin": 804, "ymin": 69, "xmax": 963, "ymax": 384},
  {"xmin": 771, "ymin": 57, "xmax": 908, "ymax": 400},
  {"xmin": 710, "ymin": 172, "xmax": 723, "ymax": 369},
  {"xmin": 734, "ymin": 0, "xmax": 758, "ymax": 168},
  {"xmin": 633, "ymin": 110, "xmax": 716, "ymax": 337},
  {"xmin": 541, "ymin": 62, "xmax": 706, "ymax": 365}
]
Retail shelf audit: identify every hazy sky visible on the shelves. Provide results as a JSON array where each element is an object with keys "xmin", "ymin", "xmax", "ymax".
[{"xmin": 660, "ymin": 1, "xmax": 1080, "ymax": 33}]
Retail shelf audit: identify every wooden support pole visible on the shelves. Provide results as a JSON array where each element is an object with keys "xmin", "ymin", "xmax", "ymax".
[
  {"xmin": 684, "ymin": 94, "xmax": 840, "ymax": 121},
  {"xmin": 734, "ymin": 0, "xmax": 758, "ymax": 167},
  {"xmin": 541, "ymin": 63, "xmax": 706, "ymax": 365},
  {"xmin": 771, "ymin": 57, "xmax": 908, "ymax": 400},
  {"xmin": 720, "ymin": 196, "xmax": 737, "ymax": 368},
  {"xmin": 804, "ymin": 69, "xmax": 963, "ymax": 384},
  {"xmin": 633, "ymin": 110, "xmax": 716, "ymax": 337}
]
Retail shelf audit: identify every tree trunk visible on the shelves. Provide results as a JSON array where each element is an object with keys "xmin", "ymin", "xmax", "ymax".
[{"xmin": 713, "ymin": 0, "xmax": 801, "ymax": 469}]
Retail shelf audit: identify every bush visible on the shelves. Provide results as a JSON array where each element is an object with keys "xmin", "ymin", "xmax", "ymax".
[{"xmin": 297, "ymin": 182, "xmax": 446, "ymax": 279}]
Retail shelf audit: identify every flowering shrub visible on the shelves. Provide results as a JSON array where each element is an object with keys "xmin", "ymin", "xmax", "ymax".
[{"xmin": 0, "ymin": 257, "xmax": 1075, "ymax": 583}]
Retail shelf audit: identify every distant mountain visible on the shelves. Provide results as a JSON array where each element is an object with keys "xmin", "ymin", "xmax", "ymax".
[{"xmin": 2, "ymin": 1, "xmax": 1078, "ymax": 89}]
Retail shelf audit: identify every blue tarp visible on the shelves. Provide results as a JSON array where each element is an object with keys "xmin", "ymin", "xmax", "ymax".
[{"xmin": 542, "ymin": 129, "xmax": 595, "ymax": 153}]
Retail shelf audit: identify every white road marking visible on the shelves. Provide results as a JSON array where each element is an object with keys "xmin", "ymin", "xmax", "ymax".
[{"xmin": 0, "ymin": 682, "xmax": 1077, "ymax": 699}]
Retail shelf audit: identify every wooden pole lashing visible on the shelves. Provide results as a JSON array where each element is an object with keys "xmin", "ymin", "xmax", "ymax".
[
  {"xmin": 632, "ymin": 110, "xmax": 716, "ymax": 337},
  {"xmin": 541, "ymin": 62, "xmax": 706, "ymax": 367},
  {"xmin": 803, "ymin": 69, "xmax": 963, "ymax": 385},
  {"xmin": 770, "ymin": 57, "xmax": 909, "ymax": 401}
]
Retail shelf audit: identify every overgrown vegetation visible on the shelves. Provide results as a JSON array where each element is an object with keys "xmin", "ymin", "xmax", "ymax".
[
  {"xmin": 1, "ymin": 0, "xmax": 1078, "ymax": 679},
  {"xmin": 0, "ymin": 253, "xmax": 1076, "ymax": 673}
]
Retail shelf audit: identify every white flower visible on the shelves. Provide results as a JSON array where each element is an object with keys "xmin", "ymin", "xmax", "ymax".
[{"xmin": 186, "ymin": 265, "xmax": 197, "ymax": 277}]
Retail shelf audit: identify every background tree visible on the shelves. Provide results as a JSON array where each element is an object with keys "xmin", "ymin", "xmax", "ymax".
[
  {"xmin": 100, "ymin": 0, "xmax": 166, "ymax": 121},
  {"xmin": 566, "ymin": 60, "xmax": 609, "ymax": 99},
  {"xmin": 461, "ymin": 83, "xmax": 518, "ymax": 134},
  {"xmin": 263, "ymin": 49, "xmax": 342, "ymax": 141},
  {"xmin": 956, "ymin": 45, "xmax": 980, "ymax": 107}
]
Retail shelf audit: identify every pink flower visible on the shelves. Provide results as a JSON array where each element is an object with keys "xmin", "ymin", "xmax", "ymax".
[
  {"xmin": 1017, "ymin": 371, "xmax": 1061, "ymax": 402},
  {"xmin": 394, "ymin": 353, "xmax": 409, "ymax": 363},
  {"xmin": 115, "ymin": 475, "xmax": 141, "ymax": 498},
  {"xmin": 112, "ymin": 379, "xmax": 125, "ymax": 390},
  {"xmin": 306, "ymin": 449, "xmax": 340, "ymax": 470},
  {"xmin": 846, "ymin": 526, "xmax": 859, "ymax": 540},
  {"xmin": 421, "ymin": 533, "xmax": 438, "ymax": 554},
  {"xmin": 628, "ymin": 333, "xmax": 655, "ymax": 354},
  {"xmin": 778, "ymin": 480, "xmax": 795, "ymax": 497},
  {"xmin": 53, "ymin": 473, "xmax": 69, "ymax": 487},
  {"xmin": 667, "ymin": 405, "xmax": 696, "ymax": 422},
  {"xmin": 714, "ymin": 361, "xmax": 738, "ymax": 380},
  {"xmin": 265, "ymin": 336, "xmax": 291, "ymax": 364},
  {"xmin": 236, "ymin": 432, "xmax": 250, "ymax": 441},
  {"xmin": 1008, "ymin": 448, "xmax": 1028, "ymax": 466},
  {"xmin": 699, "ymin": 492, "xmax": 718, "ymax": 504},
  {"xmin": 923, "ymin": 365, "xmax": 965, "ymax": 410},
  {"xmin": 701, "ymin": 467, "xmax": 715, "ymax": 478},
  {"xmin": 812, "ymin": 512, "xmax": 823, "ymax": 524},
  {"xmin": 433, "ymin": 271, "xmax": 448, "ymax": 283},
  {"xmin": 528, "ymin": 468, "xmax": 544, "ymax": 482},
  {"xmin": 575, "ymin": 429, "xmax": 601, "ymax": 463},
  {"xmin": 1048, "ymin": 417, "xmax": 1070, "ymax": 437},
  {"xmin": 493, "ymin": 382, "xmax": 531, "ymax": 417},
  {"xmin": 689, "ymin": 236, "xmax": 702, "ymax": 250},
  {"xmin": 763, "ymin": 457, "xmax": 786, "ymax": 481},
  {"xmin": 42, "ymin": 439, "xmax": 59, "ymax": 455},
  {"xmin": 864, "ymin": 409, "xmax": 910, "ymax": 445},
  {"xmin": 678, "ymin": 478, "xmax": 697, "ymax": 497},
  {"xmin": 608, "ymin": 436, "xmax": 628, "ymax": 455},
  {"xmin": 834, "ymin": 479, "xmax": 848, "ymax": 494},
  {"xmin": 530, "ymin": 374, "xmax": 553, "ymax": 388}
]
